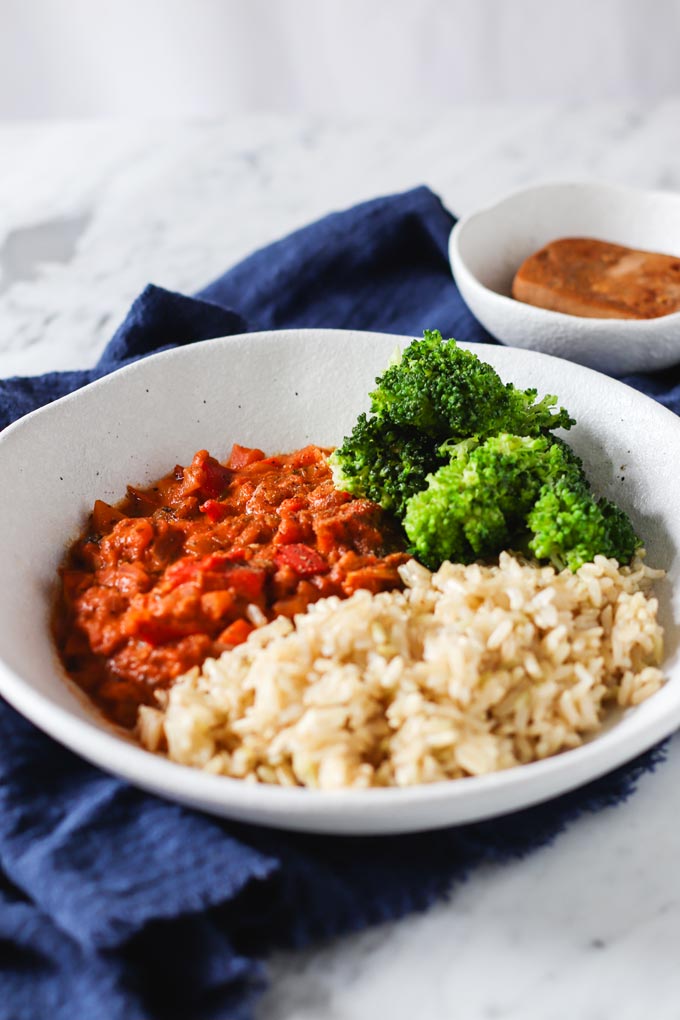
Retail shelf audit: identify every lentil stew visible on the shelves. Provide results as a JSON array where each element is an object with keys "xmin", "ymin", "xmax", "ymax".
[{"xmin": 55, "ymin": 444, "xmax": 408, "ymax": 727}]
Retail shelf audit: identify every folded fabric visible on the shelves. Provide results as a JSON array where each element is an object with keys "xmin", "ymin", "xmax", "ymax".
[{"xmin": 0, "ymin": 186, "xmax": 674, "ymax": 1020}]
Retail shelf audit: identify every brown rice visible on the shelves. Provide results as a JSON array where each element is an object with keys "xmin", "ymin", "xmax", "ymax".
[{"xmin": 137, "ymin": 553, "xmax": 665, "ymax": 788}]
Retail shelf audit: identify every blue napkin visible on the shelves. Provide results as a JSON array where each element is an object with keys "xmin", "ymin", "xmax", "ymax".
[{"xmin": 0, "ymin": 186, "xmax": 674, "ymax": 1020}]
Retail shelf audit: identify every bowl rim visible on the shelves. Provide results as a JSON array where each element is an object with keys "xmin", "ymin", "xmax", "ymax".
[
  {"xmin": 1, "ymin": 327, "xmax": 679, "ymax": 832},
  {"xmin": 449, "ymin": 179, "xmax": 680, "ymax": 331}
]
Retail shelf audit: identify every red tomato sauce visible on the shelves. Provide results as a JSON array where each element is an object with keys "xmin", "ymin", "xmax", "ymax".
[{"xmin": 55, "ymin": 444, "xmax": 408, "ymax": 727}]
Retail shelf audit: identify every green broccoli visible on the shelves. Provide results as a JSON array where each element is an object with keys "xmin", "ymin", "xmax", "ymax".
[
  {"xmin": 527, "ymin": 477, "xmax": 641, "ymax": 571},
  {"xmin": 331, "ymin": 330, "xmax": 573, "ymax": 517},
  {"xmin": 403, "ymin": 433, "xmax": 560, "ymax": 569},
  {"xmin": 403, "ymin": 432, "xmax": 640, "ymax": 571},
  {"xmin": 369, "ymin": 329, "xmax": 574, "ymax": 440},
  {"xmin": 331, "ymin": 330, "xmax": 639, "ymax": 574},
  {"xmin": 329, "ymin": 414, "xmax": 446, "ymax": 517}
]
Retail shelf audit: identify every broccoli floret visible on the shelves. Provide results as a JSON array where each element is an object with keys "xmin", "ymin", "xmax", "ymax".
[
  {"xmin": 329, "ymin": 331, "xmax": 573, "ymax": 519},
  {"xmin": 330, "ymin": 330, "xmax": 639, "ymax": 575},
  {"xmin": 502, "ymin": 387, "xmax": 575, "ymax": 439},
  {"xmin": 329, "ymin": 413, "xmax": 445, "ymax": 517},
  {"xmin": 404, "ymin": 432, "xmax": 639, "ymax": 572},
  {"xmin": 527, "ymin": 478, "xmax": 641, "ymax": 571},
  {"xmin": 369, "ymin": 330, "xmax": 573, "ymax": 440},
  {"xmin": 404, "ymin": 433, "xmax": 562, "ymax": 569},
  {"xmin": 598, "ymin": 500, "xmax": 642, "ymax": 562}
]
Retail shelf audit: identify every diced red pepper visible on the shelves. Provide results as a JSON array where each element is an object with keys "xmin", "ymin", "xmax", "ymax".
[
  {"xmin": 218, "ymin": 618, "xmax": 255, "ymax": 646},
  {"xmin": 199, "ymin": 499, "xmax": 229, "ymax": 523},
  {"xmin": 275, "ymin": 544, "xmax": 329, "ymax": 577},
  {"xmin": 164, "ymin": 557, "xmax": 201, "ymax": 588},
  {"xmin": 166, "ymin": 554, "xmax": 266, "ymax": 597},
  {"xmin": 200, "ymin": 458, "xmax": 231, "ymax": 499},
  {"xmin": 164, "ymin": 553, "xmax": 231, "ymax": 589},
  {"xmin": 226, "ymin": 444, "xmax": 266, "ymax": 470}
]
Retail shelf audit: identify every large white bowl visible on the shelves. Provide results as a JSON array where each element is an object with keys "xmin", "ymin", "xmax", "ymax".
[
  {"xmin": 449, "ymin": 181, "xmax": 680, "ymax": 375},
  {"xmin": 0, "ymin": 329, "xmax": 678, "ymax": 835}
]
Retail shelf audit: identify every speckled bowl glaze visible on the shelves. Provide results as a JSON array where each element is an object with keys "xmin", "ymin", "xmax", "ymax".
[
  {"xmin": 449, "ymin": 181, "xmax": 680, "ymax": 374},
  {"xmin": 0, "ymin": 329, "xmax": 678, "ymax": 834}
]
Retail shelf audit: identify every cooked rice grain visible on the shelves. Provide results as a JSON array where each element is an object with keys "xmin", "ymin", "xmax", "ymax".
[{"xmin": 137, "ymin": 553, "xmax": 665, "ymax": 788}]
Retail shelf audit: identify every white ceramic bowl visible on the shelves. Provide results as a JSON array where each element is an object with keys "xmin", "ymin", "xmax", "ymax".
[
  {"xmin": 0, "ymin": 328, "xmax": 678, "ymax": 835},
  {"xmin": 450, "ymin": 181, "xmax": 680, "ymax": 375}
]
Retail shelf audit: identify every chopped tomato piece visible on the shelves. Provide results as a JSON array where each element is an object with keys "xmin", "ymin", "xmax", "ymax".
[
  {"xmin": 275, "ymin": 544, "xmax": 329, "ymax": 577},
  {"xmin": 199, "ymin": 499, "xmax": 229, "ymax": 523},
  {"xmin": 226, "ymin": 444, "xmax": 266, "ymax": 470},
  {"xmin": 218, "ymin": 618, "xmax": 254, "ymax": 646}
]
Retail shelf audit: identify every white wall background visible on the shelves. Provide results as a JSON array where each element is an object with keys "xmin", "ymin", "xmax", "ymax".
[{"xmin": 1, "ymin": 0, "xmax": 680, "ymax": 117}]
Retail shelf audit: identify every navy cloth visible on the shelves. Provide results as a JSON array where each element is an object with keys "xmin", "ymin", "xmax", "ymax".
[{"xmin": 0, "ymin": 186, "xmax": 674, "ymax": 1019}]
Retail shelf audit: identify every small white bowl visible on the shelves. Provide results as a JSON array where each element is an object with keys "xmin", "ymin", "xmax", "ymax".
[
  {"xmin": 0, "ymin": 329, "xmax": 679, "ymax": 835},
  {"xmin": 449, "ymin": 181, "xmax": 680, "ymax": 375}
]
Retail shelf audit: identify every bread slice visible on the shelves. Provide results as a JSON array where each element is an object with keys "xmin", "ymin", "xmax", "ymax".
[{"xmin": 512, "ymin": 237, "xmax": 680, "ymax": 319}]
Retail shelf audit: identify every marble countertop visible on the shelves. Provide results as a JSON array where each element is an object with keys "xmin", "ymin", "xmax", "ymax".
[{"xmin": 2, "ymin": 105, "xmax": 680, "ymax": 1020}]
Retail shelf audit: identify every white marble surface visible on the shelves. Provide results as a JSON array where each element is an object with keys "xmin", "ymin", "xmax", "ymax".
[{"xmin": 2, "ymin": 106, "xmax": 680, "ymax": 1019}]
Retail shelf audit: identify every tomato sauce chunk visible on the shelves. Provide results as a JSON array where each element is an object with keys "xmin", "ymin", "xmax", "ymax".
[{"xmin": 55, "ymin": 444, "xmax": 408, "ymax": 727}]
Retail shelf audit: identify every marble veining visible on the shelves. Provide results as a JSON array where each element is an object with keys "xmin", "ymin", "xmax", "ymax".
[{"xmin": 1, "ymin": 107, "xmax": 680, "ymax": 1019}]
